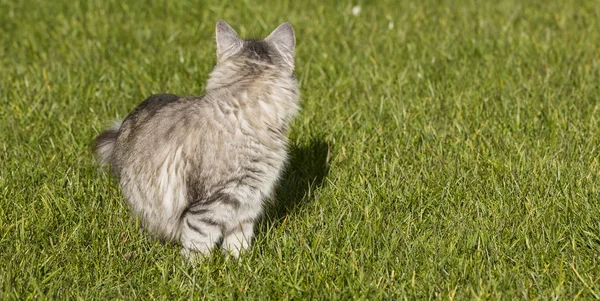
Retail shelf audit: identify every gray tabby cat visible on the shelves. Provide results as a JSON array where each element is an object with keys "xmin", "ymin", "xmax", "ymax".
[{"xmin": 94, "ymin": 20, "xmax": 299, "ymax": 259}]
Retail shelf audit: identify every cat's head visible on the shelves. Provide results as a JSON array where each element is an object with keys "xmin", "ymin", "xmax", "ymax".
[{"xmin": 214, "ymin": 20, "xmax": 296, "ymax": 75}]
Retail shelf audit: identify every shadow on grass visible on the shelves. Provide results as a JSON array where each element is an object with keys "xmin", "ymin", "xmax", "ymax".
[{"xmin": 264, "ymin": 138, "xmax": 331, "ymax": 224}]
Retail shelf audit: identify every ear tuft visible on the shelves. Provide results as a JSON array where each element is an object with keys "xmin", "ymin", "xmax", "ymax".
[{"xmin": 216, "ymin": 20, "xmax": 241, "ymax": 60}]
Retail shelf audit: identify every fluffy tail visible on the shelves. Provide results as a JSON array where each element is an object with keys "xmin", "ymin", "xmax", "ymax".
[{"xmin": 94, "ymin": 121, "xmax": 122, "ymax": 167}]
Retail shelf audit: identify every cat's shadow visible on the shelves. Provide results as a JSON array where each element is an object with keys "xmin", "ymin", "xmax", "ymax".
[{"xmin": 263, "ymin": 138, "xmax": 331, "ymax": 224}]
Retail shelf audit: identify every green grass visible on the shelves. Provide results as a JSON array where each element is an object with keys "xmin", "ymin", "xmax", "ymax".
[{"xmin": 1, "ymin": 0, "xmax": 600, "ymax": 299}]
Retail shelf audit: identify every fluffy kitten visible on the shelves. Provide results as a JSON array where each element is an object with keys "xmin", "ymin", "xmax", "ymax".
[{"xmin": 94, "ymin": 20, "xmax": 299, "ymax": 259}]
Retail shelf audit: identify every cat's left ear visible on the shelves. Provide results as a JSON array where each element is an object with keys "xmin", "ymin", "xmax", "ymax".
[
  {"xmin": 265, "ymin": 23, "xmax": 295, "ymax": 69},
  {"xmin": 216, "ymin": 20, "xmax": 242, "ymax": 62}
]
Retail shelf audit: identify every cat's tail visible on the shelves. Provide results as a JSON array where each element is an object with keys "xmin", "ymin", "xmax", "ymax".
[{"xmin": 94, "ymin": 120, "xmax": 122, "ymax": 167}]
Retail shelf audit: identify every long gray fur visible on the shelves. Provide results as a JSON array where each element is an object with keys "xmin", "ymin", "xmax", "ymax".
[{"xmin": 94, "ymin": 20, "xmax": 299, "ymax": 259}]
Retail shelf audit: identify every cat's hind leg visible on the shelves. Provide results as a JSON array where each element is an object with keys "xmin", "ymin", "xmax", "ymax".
[
  {"xmin": 179, "ymin": 211, "xmax": 223, "ymax": 259},
  {"xmin": 222, "ymin": 218, "xmax": 256, "ymax": 258}
]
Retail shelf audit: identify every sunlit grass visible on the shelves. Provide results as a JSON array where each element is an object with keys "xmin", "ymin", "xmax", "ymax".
[{"xmin": 1, "ymin": 0, "xmax": 599, "ymax": 299}]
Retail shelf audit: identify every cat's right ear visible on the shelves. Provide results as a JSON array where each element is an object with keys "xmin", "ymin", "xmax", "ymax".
[
  {"xmin": 265, "ymin": 23, "xmax": 295, "ymax": 70},
  {"xmin": 216, "ymin": 20, "xmax": 242, "ymax": 62}
]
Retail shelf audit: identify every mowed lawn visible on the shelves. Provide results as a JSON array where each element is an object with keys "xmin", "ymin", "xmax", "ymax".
[{"xmin": 1, "ymin": 0, "xmax": 599, "ymax": 299}]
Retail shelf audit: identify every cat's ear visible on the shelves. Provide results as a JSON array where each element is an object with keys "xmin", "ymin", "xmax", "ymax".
[
  {"xmin": 265, "ymin": 23, "xmax": 295, "ymax": 68},
  {"xmin": 216, "ymin": 20, "xmax": 242, "ymax": 61}
]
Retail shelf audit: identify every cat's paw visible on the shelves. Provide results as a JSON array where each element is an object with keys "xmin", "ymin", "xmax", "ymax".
[
  {"xmin": 180, "ymin": 248, "xmax": 211, "ymax": 265},
  {"xmin": 221, "ymin": 248, "xmax": 247, "ymax": 266},
  {"xmin": 221, "ymin": 247, "xmax": 241, "ymax": 260}
]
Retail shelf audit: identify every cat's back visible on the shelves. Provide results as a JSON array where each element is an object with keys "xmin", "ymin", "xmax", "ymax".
[
  {"xmin": 118, "ymin": 94, "xmax": 207, "ymax": 139},
  {"xmin": 113, "ymin": 91, "xmax": 287, "ymax": 181},
  {"xmin": 120, "ymin": 94, "xmax": 191, "ymax": 134},
  {"xmin": 111, "ymin": 94, "xmax": 212, "ymax": 169},
  {"xmin": 128, "ymin": 93, "xmax": 180, "ymax": 118}
]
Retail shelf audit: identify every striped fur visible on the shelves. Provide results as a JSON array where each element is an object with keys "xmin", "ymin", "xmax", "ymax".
[{"xmin": 94, "ymin": 21, "xmax": 299, "ymax": 260}]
